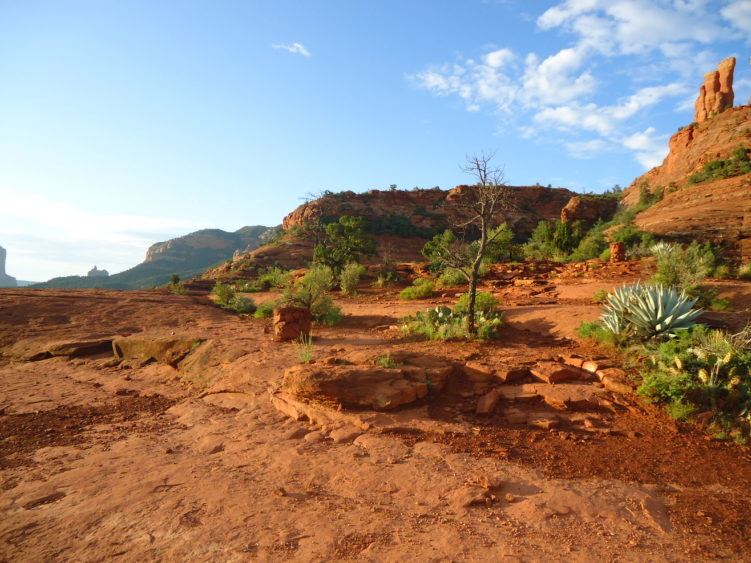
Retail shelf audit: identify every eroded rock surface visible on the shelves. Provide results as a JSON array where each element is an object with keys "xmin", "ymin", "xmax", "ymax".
[
  {"xmin": 112, "ymin": 335, "xmax": 202, "ymax": 367},
  {"xmin": 695, "ymin": 57, "xmax": 735, "ymax": 123}
]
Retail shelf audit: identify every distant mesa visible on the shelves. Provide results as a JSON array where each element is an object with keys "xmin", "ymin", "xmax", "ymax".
[
  {"xmin": 33, "ymin": 226, "xmax": 275, "ymax": 290},
  {"xmin": 87, "ymin": 265, "xmax": 109, "ymax": 278},
  {"xmin": 0, "ymin": 245, "xmax": 18, "ymax": 288},
  {"xmin": 694, "ymin": 56, "xmax": 735, "ymax": 123}
]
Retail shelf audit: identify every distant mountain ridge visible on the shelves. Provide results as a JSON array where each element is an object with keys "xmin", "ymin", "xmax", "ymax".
[{"xmin": 33, "ymin": 226, "xmax": 275, "ymax": 290}]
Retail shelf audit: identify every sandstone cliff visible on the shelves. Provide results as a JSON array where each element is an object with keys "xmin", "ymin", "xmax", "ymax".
[
  {"xmin": 623, "ymin": 106, "xmax": 750, "ymax": 258},
  {"xmin": 621, "ymin": 55, "xmax": 750, "ymax": 258}
]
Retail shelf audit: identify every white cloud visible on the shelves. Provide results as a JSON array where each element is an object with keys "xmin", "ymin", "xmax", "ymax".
[
  {"xmin": 0, "ymin": 188, "xmax": 199, "ymax": 280},
  {"xmin": 484, "ymin": 48, "xmax": 514, "ymax": 68},
  {"xmin": 722, "ymin": 1, "xmax": 751, "ymax": 37},
  {"xmin": 564, "ymin": 138, "xmax": 610, "ymax": 158},
  {"xmin": 538, "ymin": 0, "xmax": 726, "ymax": 55},
  {"xmin": 410, "ymin": 1, "xmax": 731, "ymax": 165},
  {"xmin": 272, "ymin": 42, "xmax": 311, "ymax": 57},
  {"xmin": 622, "ymin": 126, "xmax": 669, "ymax": 168},
  {"xmin": 522, "ymin": 47, "xmax": 596, "ymax": 105}
]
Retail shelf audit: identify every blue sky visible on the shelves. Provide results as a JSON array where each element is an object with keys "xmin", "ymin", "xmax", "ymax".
[{"xmin": 1, "ymin": 0, "xmax": 749, "ymax": 281}]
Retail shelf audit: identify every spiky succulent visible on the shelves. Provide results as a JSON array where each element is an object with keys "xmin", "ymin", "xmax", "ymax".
[
  {"xmin": 650, "ymin": 241, "xmax": 675, "ymax": 258},
  {"xmin": 627, "ymin": 284, "xmax": 702, "ymax": 338},
  {"xmin": 600, "ymin": 282, "xmax": 702, "ymax": 340},
  {"xmin": 600, "ymin": 282, "xmax": 643, "ymax": 336}
]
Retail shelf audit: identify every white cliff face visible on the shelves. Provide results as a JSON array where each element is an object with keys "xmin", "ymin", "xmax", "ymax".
[{"xmin": 0, "ymin": 246, "xmax": 18, "ymax": 288}]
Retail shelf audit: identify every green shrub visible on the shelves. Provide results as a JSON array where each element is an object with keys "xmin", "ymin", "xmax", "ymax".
[
  {"xmin": 599, "ymin": 248, "xmax": 611, "ymax": 261},
  {"xmin": 636, "ymin": 324, "xmax": 751, "ymax": 439},
  {"xmin": 710, "ymin": 297, "xmax": 732, "ymax": 312},
  {"xmin": 437, "ymin": 268, "xmax": 466, "ymax": 288},
  {"xmin": 319, "ymin": 304, "xmax": 344, "ymax": 326},
  {"xmin": 399, "ymin": 278, "xmax": 435, "ymax": 300},
  {"xmin": 688, "ymin": 146, "xmax": 751, "ymax": 184},
  {"xmin": 576, "ymin": 321, "xmax": 616, "ymax": 346},
  {"xmin": 253, "ymin": 301, "xmax": 277, "ymax": 319},
  {"xmin": 402, "ymin": 305, "xmax": 503, "ymax": 341},
  {"xmin": 282, "ymin": 265, "xmax": 342, "ymax": 324},
  {"xmin": 569, "ymin": 222, "xmax": 608, "ymax": 262},
  {"xmin": 713, "ymin": 264, "xmax": 732, "ymax": 280},
  {"xmin": 340, "ymin": 262, "xmax": 367, "ymax": 295},
  {"xmin": 295, "ymin": 333, "xmax": 314, "ymax": 364},
  {"xmin": 376, "ymin": 353, "xmax": 398, "ymax": 368},
  {"xmin": 212, "ymin": 282, "xmax": 235, "ymax": 305},
  {"xmin": 611, "ymin": 224, "xmax": 655, "ymax": 250},
  {"xmin": 651, "ymin": 241, "xmax": 716, "ymax": 294},
  {"xmin": 483, "ymin": 223, "xmax": 520, "ymax": 263},
  {"xmin": 522, "ymin": 220, "xmax": 583, "ymax": 261},
  {"xmin": 454, "ymin": 291, "xmax": 498, "ymax": 316},
  {"xmin": 667, "ymin": 400, "xmax": 698, "ymax": 421},
  {"xmin": 739, "ymin": 263, "xmax": 751, "ymax": 280},
  {"xmin": 256, "ymin": 267, "xmax": 290, "ymax": 290},
  {"xmin": 593, "ymin": 289, "xmax": 608, "ymax": 304},
  {"xmin": 312, "ymin": 215, "xmax": 377, "ymax": 273},
  {"xmin": 169, "ymin": 282, "xmax": 187, "ymax": 295},
  {"xmin": 372, "ymin": 258, "xmax": 400, "ymax": 287},
  {"xmin": 224, "ymin": 296, "xmax": 256, "ymax": 314},
  {"xmin": 522, "ymin": 220, "xmax": 558, "ymax": 260},
  {"xmin": 170, "ymin": 274, "xmax": 181, "ymax": 285}
]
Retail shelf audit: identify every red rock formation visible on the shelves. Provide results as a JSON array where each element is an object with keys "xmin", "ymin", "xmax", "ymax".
[
  {"xmin": 560, "ymin": 196, "xmax": 618, "ymax": 226},
  {"xmin": 273, "ymin": 307, "xmax": 312, "ymax": 342},
  {"xmin": 623, "ymin": 105, "xmax": 751, "ymax": 259},
  {"xmin": 694, "ymin": 57, "xmax": 735, "ymax": 123},
  {"xmin": 609, "ymin": 242, "xmax": 626, "ymax": 263},
  {"xmin": 282, "ymin": 185, "xmax": 576, "ymax": 239}
]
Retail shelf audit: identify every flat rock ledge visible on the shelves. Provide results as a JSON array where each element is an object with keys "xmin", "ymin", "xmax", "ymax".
[{"xmin": 281, "ymin": 357, "xmax": 453, "ymax": 411}]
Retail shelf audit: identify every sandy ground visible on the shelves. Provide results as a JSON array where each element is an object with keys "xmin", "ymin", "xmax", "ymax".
[{"xmin": 1, "ymin": 267, "xmax": 751, "ymax": 561}]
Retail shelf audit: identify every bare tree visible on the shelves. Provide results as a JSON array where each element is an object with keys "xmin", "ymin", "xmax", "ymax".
[{"xmin": 424, "ymin": 151, "xmax": 514, "ymax": 335}]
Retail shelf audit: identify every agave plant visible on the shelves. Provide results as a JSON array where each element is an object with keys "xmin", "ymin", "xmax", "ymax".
[
  {"xmin": 650, "ymin": 241, "xmax": 675, "ymax": 258},
  {"xmin": 600, "ymin": 282, "xmax": 643, "ymax": 336},
  {"xmin": 627, "ymin": 284, "xmax": 703, "ymax": 338}
]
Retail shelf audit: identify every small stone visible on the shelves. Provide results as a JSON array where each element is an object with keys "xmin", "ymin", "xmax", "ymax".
[
  {"xmin": 463, "ymin": 361, "xmax": 495, "ymax": 381},
  {"xmin": 303, "ymin": 431, "xmax": 325, "ymax": 443},
  {"xmin": 475, "ymin": 389, "xmax": 501, "ymax": 415},
  {"xmin": 329, "ymin": 426, "xmax": 363, "ymax": 444},
  {"xmin": 282, "ymin": 426, "xmax": 309, "ymax": 440},
  {"xmin": 495, "ymin": 367, "xmax": 530, "ymax": 383},
  {"xmin": 582, "ymin": 360, "xmax": 604, "ymax": 374},
  {"xmin": 559, "ymin": 355, "xmax": 584, "ymax": 369},
  {"xmin": 530, "ymin": 362, "xmax": 582, "ymax": 384},
  {"xmin": 601, "ymin": 375, "xmax": 631, "ymax": 395},
  {"xmin": 596, "ymin": 366, "xmax": 627, "ymax": 381},
  {"xmin": 504, "ymin": 493, "xmax": 516, "ymax": 503}
]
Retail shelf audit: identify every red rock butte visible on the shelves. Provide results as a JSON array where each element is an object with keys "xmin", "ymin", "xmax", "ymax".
[{"xmin": 694, "ymin": 56, "xmax": 735, "ymax": 123}]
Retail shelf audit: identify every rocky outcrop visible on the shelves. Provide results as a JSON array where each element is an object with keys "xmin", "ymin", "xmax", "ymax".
[
  {"xmin": 694, "ymin": 57, "xmax": 735, "ymax": 123},
  {"xmin": 273, "ymin": 307, "xmax": 311, "ymax": 342},
  {"xmin": 211, "ymin": 185, "xmax": 579, "ymax": 276},
  {"xmin": 282, "ymin": 186, "xmax": 576, "ymax": 239},
  {"xmin": 623, "ymin": 96, "xmax": 750, "ymax": 257},
  {"xmin": 112, "ymin": 335, "xmax": 203, "ymax": 367},
  {"xmin": 281, "ymin": 355, "xmax": 452, "ymax": 411},
  {"xmin": 87, "ymin": 266, "xmax": 109, "ymax": 278},
  {"xmin": 0, "ymin": 246, "xmax": 17, "ymax": 288},
  {"xmin": 560, "ymin": 196, "xmax": 618, "ymax": 226}
]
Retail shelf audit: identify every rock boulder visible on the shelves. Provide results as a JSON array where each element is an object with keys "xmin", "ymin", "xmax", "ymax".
[{"xmin": 273, "ymin": 306, "xmax": 312, "ymax": 342}]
